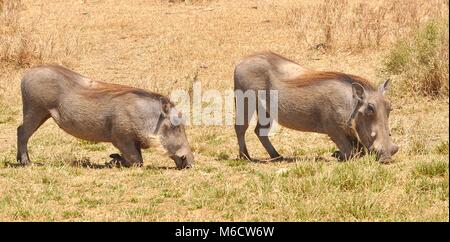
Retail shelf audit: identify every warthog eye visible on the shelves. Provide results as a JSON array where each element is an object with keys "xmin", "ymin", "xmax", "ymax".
[{"xmin": 367, "ymin": 103, "xmax": 375, "ymax": 114}]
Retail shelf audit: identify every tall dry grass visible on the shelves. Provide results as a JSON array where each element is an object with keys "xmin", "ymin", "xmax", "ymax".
[
  {"xmin": 279, "ymin": 0, "xmax": 448, "ymax": 52},
  {"xmin": 0, "ymin": 0, "xmax": 84, "ymax": 69},
  {"xmin": 276, "ymin": 0, "xmax": 449, "ymax": 97},
  {"xmin": 383, "ymin": 19, "xmax": 449, "ymax": 97},
  {"xmin": 0, "ymin": 0, "xmax": 36, "ymax": 67}
]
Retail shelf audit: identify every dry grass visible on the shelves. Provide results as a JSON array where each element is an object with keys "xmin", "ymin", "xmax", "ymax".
[
  {"xmin": 0, "ymin": 0, "xmax": 85, "ymax": 68},
  {"xmin": 0, "ymin": 0, "xmax": 35, "ymax": 67},
  {"xmin": 0, "ymin": 0, "xmax": 448, "ymax": 221},
  {"xmin": 278, "ymin": 0, "xmax": 448, "ymax": 52},
  {"xmin": 383, "ymin": 19, "xmax": 449, "ymax": 97}
]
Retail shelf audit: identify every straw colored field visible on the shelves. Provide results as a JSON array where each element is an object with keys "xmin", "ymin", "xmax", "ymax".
[{"xmin": 0, "ymin": 0, "xmax": 448, "ymax": 221}]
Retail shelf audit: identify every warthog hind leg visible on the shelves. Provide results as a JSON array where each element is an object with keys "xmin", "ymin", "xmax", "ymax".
[
  {"xmin": 234, "ymin": 96, "xmax": 253, "ymax": 160},
  {"xmin": 254, "ymin": 94, "xmax": 282, "ymax": 161},
  {"xmin": 254, "ymin": 122, "xmax": 282, "ymax": 160},
  {"xmin": 17, "ymin": 107, "xmax": 50, "ymax": 165}
]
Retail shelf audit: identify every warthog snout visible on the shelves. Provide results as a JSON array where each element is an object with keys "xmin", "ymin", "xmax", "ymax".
[
  {"xmin": 158, "ymin": 102, "xmax": 195, "ymax": 169},
  {"xmin": 391, "ymin": 144, "xmax": 399, "ymax": 156},
  {"xmin": 375, "ymin": 143, "xmax": 399, "ymax": 163},
  {"xmin": 170, "ymin": 152, "xmax": 194, "ymax": 169}
]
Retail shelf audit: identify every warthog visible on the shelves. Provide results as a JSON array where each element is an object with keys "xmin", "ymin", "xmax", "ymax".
[
  {"xmin": 17, "ymin": 65, "xmax": 194, "ymax": 169},
  {"xmin": 234, "ymin": 51, "xmax": 399, "ymax": 163}
]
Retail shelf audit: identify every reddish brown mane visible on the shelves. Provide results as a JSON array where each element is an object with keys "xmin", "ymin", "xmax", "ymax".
[
  {"xmin": 93, "ymin": 81, "xmax": 137, "ymax": 95},
  {"xmin": 36, "ymin": 65, "xmax": 167, "ymax": 100},
  {"xmin": 286, "ymin": 71, "xmax": 376, "ymax": 90},
  {"xmin": 81, "ymin": 81, "xmax": 171, "ymax": 105}
]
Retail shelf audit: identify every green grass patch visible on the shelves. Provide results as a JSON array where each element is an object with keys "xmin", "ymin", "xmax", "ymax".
[
  {"xmin": 406, "ymin": 176, "xmax": 449, "ymax": 201},
  {"xmin": 408, "ymin": 138, "xmax": 429, "ymax": 155},
  {"xmin": 78, "ymin": 140, "xmax": 108, "ymax": 152},
  {"xmin": 226, "ymin": 159, "xmax": 248, "ymax": 167},
  {"xmin": 433, "ymin": 141, "xmax": 449, "ymax": 155},
  {"xmin": 382, "ymin": 19, "xmax": 449, "ymax": 97},
  {"xmin": 211, "ymin": 151, "xmax": 229, "ymax": 160},
  {"xmin": 62, "ymin": 210, "xmax": 83, "ymax": 220},
  {"xmin": 328, "ymin": 161, "xmax": 394, "ymax": 192},
  {"xmin": 289, "ymin": 163, "xmax": 322, "ymax": 178},
  {"xmin": 413, "ymin": 160, "xmax": 448, "ymax": 178}
]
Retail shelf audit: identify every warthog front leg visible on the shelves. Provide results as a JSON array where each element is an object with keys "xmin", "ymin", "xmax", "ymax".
[
  {"xmin": 111, "ymin": 138, "xmax": 143, "ymax": 167},
  {"xmin": 106, "ymin": 153, "xmax": 125, "ymax": 167},
  {"xmin": 329, "ymin": 132, "xmax": 357, "ymax": 161},
  {"xmin": 351, "ymin": 139, "xmax": 366, "ymax": 157},
  {"xmin": 331, "ymin": 136, "xmax": 366, "ymax": 160}
]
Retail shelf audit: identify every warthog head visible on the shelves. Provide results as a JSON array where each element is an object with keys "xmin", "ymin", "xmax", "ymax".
[
  {"xmin": 350, "ymin": 79, "xmax": 399, "ymax": 163},
  {"xmin": 158, "ymin": 99, "xmax": 194, "ymax": 169}
]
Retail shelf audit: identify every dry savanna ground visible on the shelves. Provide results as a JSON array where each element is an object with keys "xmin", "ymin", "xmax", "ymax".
[{"xmin": 0, "ymin": 0, "xmax": 448, "ymax": 221}]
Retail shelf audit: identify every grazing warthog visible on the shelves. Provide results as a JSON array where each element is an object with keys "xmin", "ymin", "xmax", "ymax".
[
  {"xmin": 234, "ymin": 51, "xmax": 399, "ymax": 163},
  {"xmin": 17, "ymin": 65, "xmax": 194, "ymax": 169}
]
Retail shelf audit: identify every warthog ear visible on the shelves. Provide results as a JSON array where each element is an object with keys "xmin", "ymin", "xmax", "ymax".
[
  {"xmin": 379, "ymin": 79, "xmax": 391, "ymax": 95},
  {"xmin": 352, "ymin": 82, "xmax": 365, "ymax": 102},
  {"xmin": 160, "ymin": 97, "xmax": 171, "ymax": 117},
  {"xmin": 348, "ymin": 83, "xmax": 366, "ymax": 128}
]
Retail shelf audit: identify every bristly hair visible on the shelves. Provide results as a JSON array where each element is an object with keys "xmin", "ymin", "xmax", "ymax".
[
  {"xmin": 38, "ymin": 64, "xmax": 173, "ymax": 104},
  {"xmin": 285, "ymin": 71, "xmax": 376, "ymax": 91}
]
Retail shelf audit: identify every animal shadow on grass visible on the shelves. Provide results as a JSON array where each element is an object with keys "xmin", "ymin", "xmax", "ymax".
[
  {"xmin": 70, "ymin": 155, "xmax": 177, "ymax": 170},
  {"xmin": 4, "ymin": 161, "xmax": 45, "ymax": 168},
  {"xmin": 3, "ymin": 156, "xmax": 177, "ymax": 170},
  {"xmin": 144, "ymin": 165, "xmax": 177, "ymax": 170},
  {"xmin": 70, "ymin": 157, "xmax": 113, "ymax": 169},
  {"xmin": 3, "ymin": 157, "xmax": 112, "ymax": 169},
  {"xmin": 241, "ymin": 155, "xmax": 331, "ymax": 164}
]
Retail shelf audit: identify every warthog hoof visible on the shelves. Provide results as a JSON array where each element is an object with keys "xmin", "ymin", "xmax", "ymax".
[
  {"xmin": 18, "ymin": 161, "xmax": 32, "ymax": 167},
  {"xmin": 331, "ymin": 150, "xmax": 346, "ymax": 161},
  {"xmin": 107, "ymin": 153, "xmax": 137, "ymax": 168},
  {"xmin": 16, "ymin": 155, "xmax": 32, "ymax": 166},
  {"xmin": 378, "ymin": 156, "xmax": 394, "ymax": 164}
]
